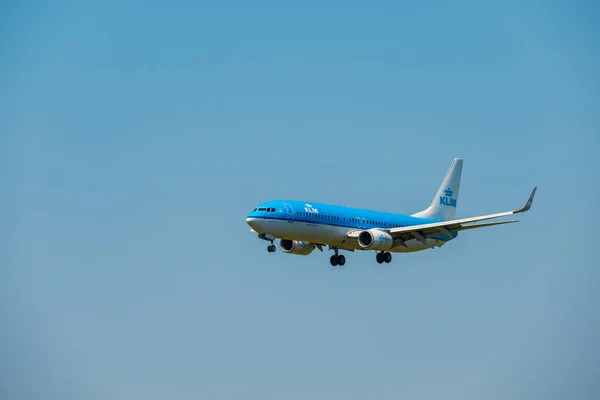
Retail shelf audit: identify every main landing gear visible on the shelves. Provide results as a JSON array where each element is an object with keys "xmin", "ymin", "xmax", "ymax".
[
  {"xmin": 267, "ymin": 243, "xmax": 276, "ymax": 252},
  {"xmin": 376, "ymin": 251, "xmax": 392, "ymax": 264},
  {"xmin": 330, "ymin": 248, "xmax": 345, "ymax": 267}
]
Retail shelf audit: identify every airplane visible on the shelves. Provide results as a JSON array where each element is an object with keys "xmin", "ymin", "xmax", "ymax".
[{"xmin": 246, "ymin": 158, "xmax": 537, "ymax": 266}]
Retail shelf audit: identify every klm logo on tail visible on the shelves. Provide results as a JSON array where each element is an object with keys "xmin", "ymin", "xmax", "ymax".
[{"xmin": 440, "ymin": 188, "xmax": 457, "ymax": 207}]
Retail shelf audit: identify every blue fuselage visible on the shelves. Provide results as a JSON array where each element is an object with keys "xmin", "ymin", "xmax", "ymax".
[{"xmin": 246, "ymin": 200, "xmax": 457, "ymax": 252}]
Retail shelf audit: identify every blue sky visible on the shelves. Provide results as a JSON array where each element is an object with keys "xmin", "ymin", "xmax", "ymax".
[{"xmin": 1, "ymin": 1, "xmax": 599, "ymax": 399}]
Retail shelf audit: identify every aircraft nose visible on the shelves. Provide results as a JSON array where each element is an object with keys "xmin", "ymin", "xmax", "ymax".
[{"xmin": 246, "ymin": 217, "xmax": 262, "ymax": 233}]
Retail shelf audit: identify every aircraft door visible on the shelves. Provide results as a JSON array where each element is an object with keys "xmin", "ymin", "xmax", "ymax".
[
  {"xmin": 356, "ymin": 217, "xmax": 365, "ymax": 229},
  {"xmin": 284, "ymin": 203, "xmax": 295, "ymax": 223}
]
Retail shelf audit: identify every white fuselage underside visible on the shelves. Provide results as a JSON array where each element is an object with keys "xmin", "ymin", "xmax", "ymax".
[{"xmin": 246, "ymin": 218, "xmax": 447, "ymax": 253}]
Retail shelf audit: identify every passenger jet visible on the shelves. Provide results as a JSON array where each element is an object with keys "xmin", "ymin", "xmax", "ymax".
[{"xmin": 246, "ymin": 158, "xmax": 537, "ymax": 266}]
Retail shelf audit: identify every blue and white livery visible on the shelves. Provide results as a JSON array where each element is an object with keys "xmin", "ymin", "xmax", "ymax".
[{"xmin": 246, "ymin": 158, "xmax": 537, "ymax": 266}]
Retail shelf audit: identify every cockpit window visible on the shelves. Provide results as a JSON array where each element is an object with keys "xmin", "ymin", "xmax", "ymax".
[{"xmin": 258, "ymin": 208, "xmax": 266, "ymax": 211}]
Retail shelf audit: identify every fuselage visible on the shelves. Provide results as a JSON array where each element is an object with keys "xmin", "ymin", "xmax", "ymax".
[{"xmin": 246, "ymin": 200, "xmax": 458, "ymax": 252}]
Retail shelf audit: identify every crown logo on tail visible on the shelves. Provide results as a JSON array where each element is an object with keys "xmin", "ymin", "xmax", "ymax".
[{"xmin": 444, "ymin": 188, "xmax": 453, "ymax": 197}]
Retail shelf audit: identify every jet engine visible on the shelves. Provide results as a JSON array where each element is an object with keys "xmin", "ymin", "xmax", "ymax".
[
  {"xmin": 357, "ymin": 229, "xmax": 393, "ymax": 251},
  {"xmin": 279, "ymin": 239, "xmax": 315, "ymax": 256}
]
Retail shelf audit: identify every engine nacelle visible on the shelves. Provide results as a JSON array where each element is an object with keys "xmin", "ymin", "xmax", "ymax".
[
  {"xmin": 279, "ymin": 239, "xmax": 315, "ymax": 256},
  {"xmin": 358, "ymin": 229, "xmax": 393, "ymax": 251}
]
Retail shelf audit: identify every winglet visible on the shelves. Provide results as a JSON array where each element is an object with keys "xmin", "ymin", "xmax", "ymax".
[{"xmin": 515, "ymin": 186, "xmax": 537, "ymax": 214}]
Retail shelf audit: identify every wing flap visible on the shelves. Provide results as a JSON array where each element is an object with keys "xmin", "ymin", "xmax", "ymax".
[{"xmin": 456, "ymin": 219, "xmax": 520, "ymax": 231}]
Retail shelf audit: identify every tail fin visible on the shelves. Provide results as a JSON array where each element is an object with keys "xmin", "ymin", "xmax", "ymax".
[{"xmin": 411, "ymin": 158, "xmax": 463, "ymax": 221}]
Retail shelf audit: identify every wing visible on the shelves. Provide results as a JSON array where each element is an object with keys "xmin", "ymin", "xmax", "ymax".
[{"xmin": 347, "ymin": 186, "xmax": 537, "ymax": 247}]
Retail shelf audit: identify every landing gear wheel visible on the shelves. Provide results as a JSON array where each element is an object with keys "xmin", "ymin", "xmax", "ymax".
[
  {"xmin": 267, "ymin": 244, "xmax": 276, "ymax": 252},
  {"xmin": 384, "ymin": 252, "xmax": 392, "ymax": 263},
  {"xmin": 329, "ymin": 248, "xmax": 344, "ymax": 267},
  {"xmin": 376, "ymin": 252, "xmax": 392, "ymax": 263}
]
